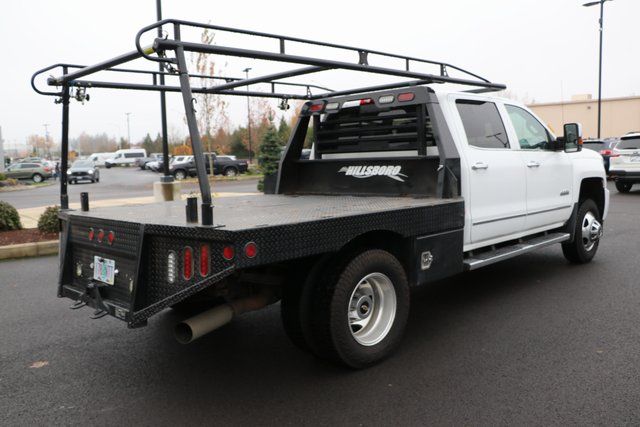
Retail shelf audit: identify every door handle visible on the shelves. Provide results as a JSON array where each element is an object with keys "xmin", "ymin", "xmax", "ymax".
[
  {"xmin": 526, "ymin": 161, "xmax": 541, "ymax": 168},
  {"xmin": 471, "ymin": 162, "xmax": 489, "ymax": 170}
]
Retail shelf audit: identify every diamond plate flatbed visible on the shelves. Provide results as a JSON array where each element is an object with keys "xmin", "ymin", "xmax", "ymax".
[{"xmin": 65, "ymin": 194, "xmax": 462, "ymax": 231}]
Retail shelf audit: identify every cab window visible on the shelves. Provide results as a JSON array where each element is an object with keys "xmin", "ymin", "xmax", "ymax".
[
  {"xmin": 456, "ymin": 99, "xmax": 509, "ymax": 149},
  {"xmin": 505, "ymin": 105, "xmax": 551, "ymax": 150}
]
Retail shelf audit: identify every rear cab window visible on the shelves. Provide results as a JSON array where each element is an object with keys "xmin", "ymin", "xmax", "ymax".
[{"xmin": 313, "ymin": 99, "xmax": 436, "ymax": 159}]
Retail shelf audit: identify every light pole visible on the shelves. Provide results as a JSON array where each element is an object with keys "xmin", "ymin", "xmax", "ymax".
[
  {"xmin": 243, "ymin": 67, "xmax": 252, "ymax": 164},
  {"xmin": 43, "ymin": 123, "xmax": 50, "ymax": 157},
  {"xmin": 583, "ymin": 0, "xmax": 612, "ymax": 139},
  {"xmin": 125, "ymin": 112, "xmax": 132, "ymax": 148}
]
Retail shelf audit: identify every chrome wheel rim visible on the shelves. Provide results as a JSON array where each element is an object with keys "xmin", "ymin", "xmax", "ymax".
[
  {"xmin": 226, "ymin": 169, "xmax": 237, "ymax": 176},
  {"xmin": 175, "ymin": 171, "xmax": 185, "ymax": 180},
  {"xmin": 581, "ymin": 211, "xmax": 602, "ymax": 252},
  {"xmin": 348, "ymin": 272, "xmax": 396, "ymax": 346},
  {"xmin": 33, "ymin": 174, "xmax": 42, "ymax": 183}
]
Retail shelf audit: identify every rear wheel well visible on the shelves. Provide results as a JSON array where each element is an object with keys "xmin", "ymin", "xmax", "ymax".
[{"xmin": 579, "ymin": 178, "xmax": 605, "ymax": 217}]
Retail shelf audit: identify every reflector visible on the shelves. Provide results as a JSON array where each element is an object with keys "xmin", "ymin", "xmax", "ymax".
[
  {"xmin": 244, "ymin": 242, "xmax": 257, "ymax": 259},
  {"xmin": 222, "ymin": 245, "xmax": 235, "ymax": 261},
  {"xmin": 200, "ymin": 244, "xmax": 210, "ymax": 277},
  {"xmin": 397, "ymin": 92, "xmax": 415, "ymax": 102},
  {"xmin": 183, "ymin": 247, "xmax": 193, "ymax": 280}
]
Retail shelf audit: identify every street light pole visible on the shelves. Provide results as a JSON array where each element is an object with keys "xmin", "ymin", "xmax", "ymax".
[
  {"xmin": 243, "ymin": 67, "xmax": 252, "ymax": 164},
  {"xmin": 43, "ymin": 123, "xmax": 50, "ymax": 157},
  {"xmin": 583, "ymin": 0, "xmax": 612, "ymax": 139},
  {"xmin": 125, "ymin": 112, "xmax": 132, "ymax": 148}
]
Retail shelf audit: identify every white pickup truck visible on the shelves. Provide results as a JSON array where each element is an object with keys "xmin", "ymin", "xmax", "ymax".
[{"xmin": 37, "ymin": 21, "xmax": 609, "ymax": 368}]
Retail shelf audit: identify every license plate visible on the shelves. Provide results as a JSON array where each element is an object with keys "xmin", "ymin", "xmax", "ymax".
[
  {"xmin": 630, "ymin": 156, "xmax": 640, "ymax": 163},
  {"xmin": 93, "ymin": 256, "xmax": 115, "ymax": 285}
]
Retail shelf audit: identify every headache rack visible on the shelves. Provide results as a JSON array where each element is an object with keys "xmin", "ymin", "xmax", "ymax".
[{"xmin": 32, "ymin": 18, "xmax": 506, "ymax": 225}]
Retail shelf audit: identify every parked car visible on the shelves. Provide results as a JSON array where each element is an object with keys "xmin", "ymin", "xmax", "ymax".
[
  {"xmin": 147, "ymin": 155, "xmax": 171, "ymax": 172},
  {"xmin": 170, "ymin": 155, "xmax": 193, "ymax": 166},
  {"xmin": 609, "ymin": 132, "xmax": 640, "ymax": 192},
  {"xmin": 135, "ymin": 152, "xmax": 163, "ymax": 170},
  {"xmin": 5, "ymin": 162, "xmax": 52, "ymax": 182},
  {"xmin": 88, "ymin": 152, "xmax": 115, "ymax": 168},
  {"xmin": 68, "ymin": 160, "xmax": 100, "ymax": 184},
  {"xmin": 169, "ymin": 153, "xmax": 248, "ymax": 180},
  {"xmin": 104, "ymin": 149, "xmax": 147, "ymax": 168},
  {"xmin": 582, "ymin": 139, "xmax": 618, "ymax": 174}
]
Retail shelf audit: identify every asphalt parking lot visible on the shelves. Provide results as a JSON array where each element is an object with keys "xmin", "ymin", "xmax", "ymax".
[
  {"xmin": 2, "ymin": 167, "xmax": 259, "ymax": 209},
  {"xmin": 1, "ymin": 182, "xmax": 639, "ymax": 425}
]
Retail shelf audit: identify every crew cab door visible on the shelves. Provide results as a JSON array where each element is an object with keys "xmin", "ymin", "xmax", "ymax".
[
  {"xmin": 453, "ymin": 97, "xmax": 527, "ymax": 244},
  {"xmin": 504, "ymin": 105, "xmax": 573, "ymax": 230}
]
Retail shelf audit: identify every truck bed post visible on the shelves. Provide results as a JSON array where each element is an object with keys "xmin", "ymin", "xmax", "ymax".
[
  {"xmin": 173, "ymin": 23, "xmax": 213, "ymax": 225},
  {"xmin": 60, "ymin": 68, "xmax": 70, "ymax": 210}
]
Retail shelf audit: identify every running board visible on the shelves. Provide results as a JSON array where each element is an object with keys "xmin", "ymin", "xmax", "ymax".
[{"xmin": 463, "ymin": 232, "xmax": 570, "ymax": 271}]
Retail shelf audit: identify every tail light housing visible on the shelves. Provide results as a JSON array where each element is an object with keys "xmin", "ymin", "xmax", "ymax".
[
  {"xmin": 97, "ymin": 229, "xmax": 105, "ymax": 243},
  {"xmin": 222, "ymin": 245, "xmax": 235, "ymax": 261},
  {"xmin": 107, "ymin": 231, "xmax": 115, "ymax": 245},
  {"xmin": 244, "ymin": 242, "xmax": 257, "ymax": 259},
  {"xmin": 183, "ymin": 247, "xmax": 193, "ymax": 280},
  {"xmin": 88, "ymin": 228, "xmax": 95, "ymax": 241},
  {"xmin": 397, "ymin": 92, "xmax": 415, "ymax": 102},
  {"xmin": 199, "ymin": 244, "xmax": 210, "ymax": 277}
]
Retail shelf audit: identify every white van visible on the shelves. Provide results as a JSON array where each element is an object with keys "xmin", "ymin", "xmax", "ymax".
[
  {"xmin": 104, "ymin": 149, "xmax": 147, "ymax": 168},
  {"xmin": 88, "ymin": 152, "xmax": 115, "ymax": 168}
]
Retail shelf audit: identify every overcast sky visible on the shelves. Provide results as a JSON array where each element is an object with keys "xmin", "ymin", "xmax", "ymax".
[{"xmin": 1, "ymin": 0, "xmax": 638, "ymax": 148}]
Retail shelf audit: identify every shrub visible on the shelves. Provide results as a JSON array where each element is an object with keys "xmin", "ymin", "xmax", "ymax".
[
  {"xmin": 0, "ymin": 172, "xmax": 6, "ymax": 181},
  {"xmin": 38, "ymin": 205, "xmax": 60, "ymax": 233},
  {"xmin": 0, "ymin": 201, "xmax": 22, "ymax": 231}
]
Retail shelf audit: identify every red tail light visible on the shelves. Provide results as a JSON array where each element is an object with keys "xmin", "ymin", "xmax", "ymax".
[
  {"xmin": 183, "ymin": 247, "xmax": 193, "ymax": 280},
  {"xmin": 244, "ymin": 242, "xmax": 257, "ymax": 259},
  {"xmin": 359, "ymin": 98, "xmax": 374, "ymax": 105},
  {"xmin": 97, "ymin": 229, "xmax": 105, "ymax": 243},
  {"xmin": 107, "ymin": 231, "xmax": 115, "ymax": 245},
  {"xmin": 88, "ymin": 228, "xmax": 95, "ymax": 241},
  {"xmin": 222, "ymin": 245, "xmax": 235, "ymax": 261},
  {"xmin": 200, "ymin": 244, "xmax": 210, "ymax": 277},
  {"xmin": 600, "ymin": 149, "xmax": 612, "ymax": 155}
]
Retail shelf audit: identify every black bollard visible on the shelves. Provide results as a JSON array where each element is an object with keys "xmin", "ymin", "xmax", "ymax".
[
  {"xmin": 186, "ymin": 196, "xmax": 198, "ymax": 223},
  {"xmin": 80, "ymin": 192, "xmax": 89, "ymax": 212}
]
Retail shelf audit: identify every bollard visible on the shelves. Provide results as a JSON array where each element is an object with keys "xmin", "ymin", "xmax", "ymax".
[{"xmin": 80, "ymin": 192, "xmax": 89, "ymax": 212}]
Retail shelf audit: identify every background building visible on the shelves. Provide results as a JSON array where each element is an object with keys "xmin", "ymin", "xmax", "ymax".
[{"xmin": 528, "ymin": 95, "xmax": 640, "ymax": 139}]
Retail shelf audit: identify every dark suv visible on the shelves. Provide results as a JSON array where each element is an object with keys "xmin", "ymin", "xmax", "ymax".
[{"xmin": 169, "ymin": 153, "xmax": 248, "ymax": 180}]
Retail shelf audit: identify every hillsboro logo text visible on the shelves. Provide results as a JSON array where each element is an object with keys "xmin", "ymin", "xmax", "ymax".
[{"xmin": 338, "ymin": 165, "xmax": 408, "ymax": 182}]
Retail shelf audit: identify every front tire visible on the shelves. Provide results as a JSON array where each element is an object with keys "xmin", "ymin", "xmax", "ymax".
[
  {"xmin": 174, "ymin": 170, "xmax": 187, "ymax": 181},
  {"xmin": 32, "ymin": 173, "xmax": 43, "ymax": 183},
  {"xmin": 223, "ymin": 167, "xmax": 238, "ymax": 177},
  {"xmin": 615, "ymin": 181, "xmax": 632, "ymax": 193},
  {"xmin": 562, "ymin": 199, "xmax": 602, "ymax": 264},
  {"xmin": 308, "ymin": 249, "xmax": 410, "ymax": 368}
]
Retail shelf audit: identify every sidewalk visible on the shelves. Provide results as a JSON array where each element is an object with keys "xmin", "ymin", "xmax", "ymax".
[{"xmin": 17, "ymin": 191, "xmax": 260, "ymax": 229}]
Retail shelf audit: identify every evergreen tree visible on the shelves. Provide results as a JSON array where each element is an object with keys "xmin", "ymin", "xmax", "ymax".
[
  {"xmin": 141, "ymin": 133, "xmax": 154, "ymax": 154},
  {"xmin": 257, "ymin": 118, "xmax": 281, "ymax": 192},
  {"xmin": 277, "ymin": 116, "xmax": 291, "ymax": 146}
]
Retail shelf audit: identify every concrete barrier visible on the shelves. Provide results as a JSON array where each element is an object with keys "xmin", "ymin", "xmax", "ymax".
[{"xmin": 0, "ymin": 240, "xmax": 58, "ymax": 261}]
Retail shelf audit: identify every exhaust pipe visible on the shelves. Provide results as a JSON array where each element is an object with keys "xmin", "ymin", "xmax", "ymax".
[{"xmin": 175, "ymin": 290, "xmax": 273, "ymax": 344}]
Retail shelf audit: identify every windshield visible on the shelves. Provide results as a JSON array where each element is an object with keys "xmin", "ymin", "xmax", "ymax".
[
  {"xmin": 72, "ymin": 160, "xmax": 93, "ymax": 168},
  {"xmin": 617, "ymin": 137, "xmax": 640, "ymax": 150}
]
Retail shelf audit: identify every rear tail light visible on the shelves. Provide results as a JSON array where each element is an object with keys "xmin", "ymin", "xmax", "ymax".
[
  {"xmin": 397, "ymin": 92, "xmax": 415, "ymax": 102},
  {"xmin": 199, "ymin": 244, "xmax": 210, "ymax": 277},
  {"xmin": 97, "ymin": 229, "xmax": 105, "ymax": 243},
  {"xmin": 167, "ymin": 251, "xmax": 177, "ymax": 284},
  {"xmin": 600, "ymin": 149, "xmax": 612, "ymax": 155},
  {"xmin": 107, "ymin": 231, "xmax": 115, "ymax": 245},
  {"xmin": 359, "ymin": 98, "xmax": 374, "ymax": 105},
  {"xmin": 244, "ymin": 242, "xmax": 258, "ymax": 259},
  {"xmin": 88, "ymin": 228, "xmax": 95, "ymax": 241},
  {"xmin": 222, "ymin": 245, "xmax": 235, "ymax": 261},
  {"xmin": 183, "ymin": 247, "xmax": 193, "ymax": 280}
]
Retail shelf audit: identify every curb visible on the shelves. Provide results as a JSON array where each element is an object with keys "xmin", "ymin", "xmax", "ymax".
[{"xmin": 0, "ymin": 240, "xmax": 59, "ymax": 261}]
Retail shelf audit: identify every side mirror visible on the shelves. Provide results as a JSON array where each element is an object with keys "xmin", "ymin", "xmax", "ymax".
[{"xmin": 563, "ymin": 123, "xmax": 582, "ymax": 153}]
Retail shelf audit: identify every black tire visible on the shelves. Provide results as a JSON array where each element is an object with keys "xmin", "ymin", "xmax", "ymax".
[
  {"xmin": 307, "ymin": 249, "xmax": 410, "ymax": 368},
  {"xmin": 281, "ymin": 256, "xmax": 330, "ymax": 352},
  {"xmin": 69, "ymin": 180, "xmax": 74, "ymax": 185},
  {"xmin": 173, "ymin": 169, "xmax": 187, "ymax": 181},
  {"xmin": 105, "ymin": 163, "xmax": 112, "ymax": 169},
  {"xmin": 562, "ymin": 199, "xmax": 602, "ymax": 264},
  {"xmin": 223, "ymin": 167, "xmax": 238, "ymax": 177},
  {"xmin": 32, "ymin": 173, "xmax": 43, "ymax": 183},
  {"xmin": 615, "ymin": 181, "xmax": 632, "ymax": 193}
]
